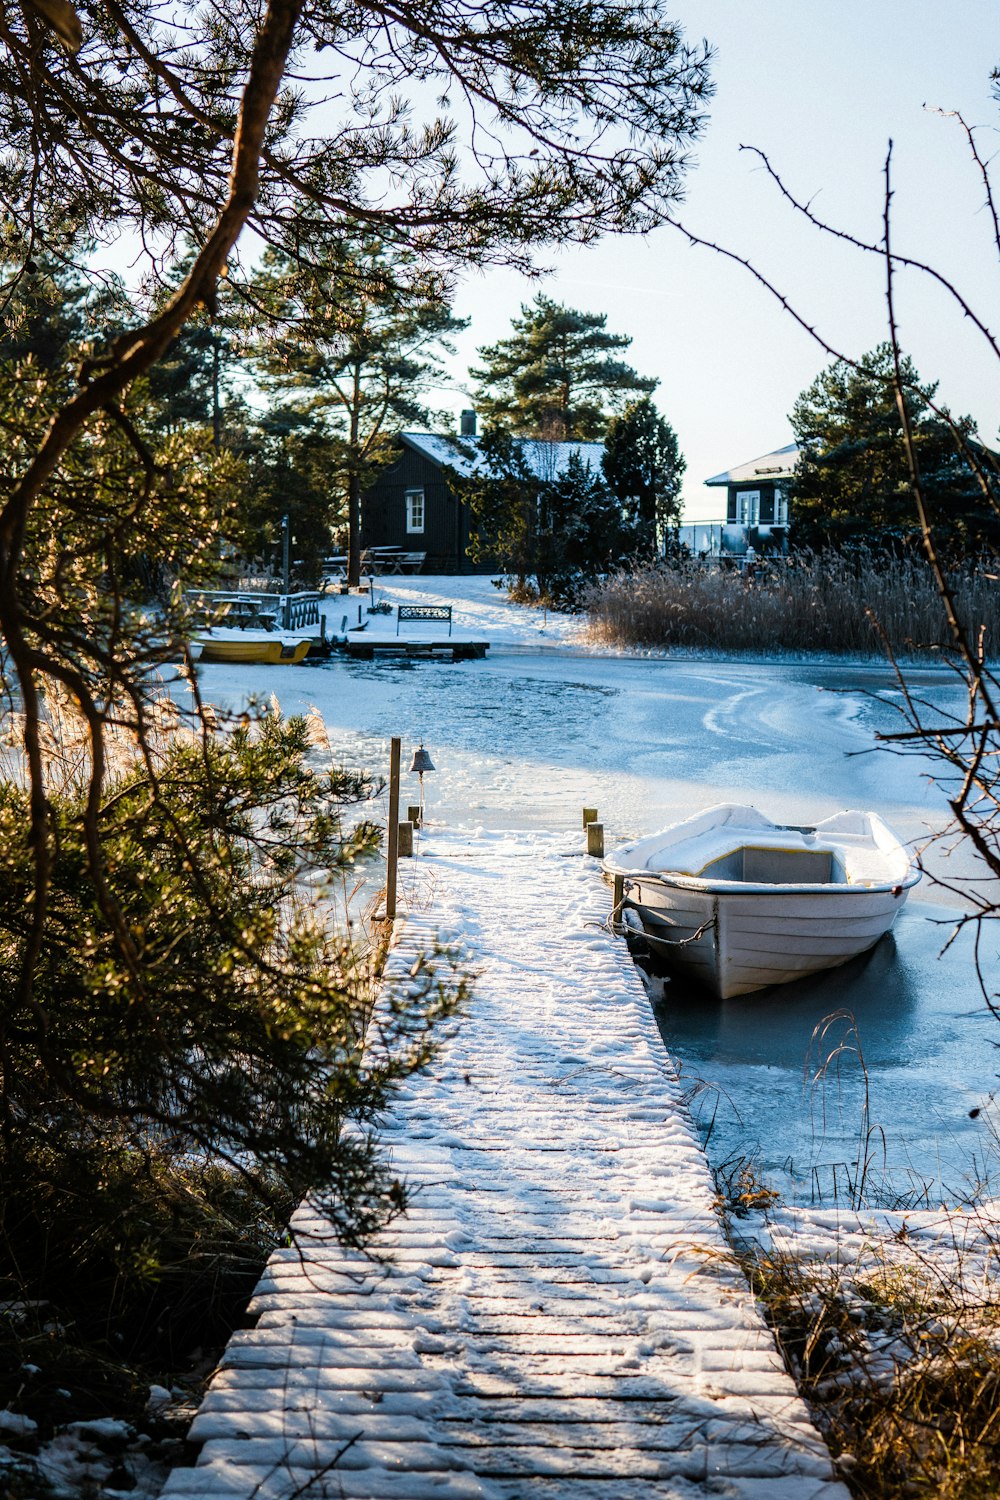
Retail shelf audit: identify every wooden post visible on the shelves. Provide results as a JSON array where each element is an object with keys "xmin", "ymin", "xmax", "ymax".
[
  {"xmin": 398, "ymin": 820, "xmax": 414, "ymax": 857},
  {"xmin": 586, "ymin": 822, "xmax": 604, "ymax": 858},
  {"xmin": 407, "ymin": 804, "xmax": 421, "ymax": 828},
  {"xmin": 583, "ymin": 806, "xmax": 598, "ymax": 829},
  {"xmin": 612, "ymin": 873, "xmax": 625, "ymax": 925},
  {"xmin": 386, "ymin": 737, "xmax": 401, "ymax": 919}
]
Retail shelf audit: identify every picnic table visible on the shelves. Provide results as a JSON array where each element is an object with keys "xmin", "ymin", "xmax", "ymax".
[{"xmin": 322, "ymin": 548, "xmax": 426, "ymax": 580}]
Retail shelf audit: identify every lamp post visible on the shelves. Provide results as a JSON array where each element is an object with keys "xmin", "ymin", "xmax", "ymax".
[{"xmin": 281, "ymin": 512, "xmax": 291, "ymax": 627}]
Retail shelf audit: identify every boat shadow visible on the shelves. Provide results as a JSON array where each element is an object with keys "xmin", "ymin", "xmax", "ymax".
[
  {"xmin": 639, "ymin": 925, "xmax": 924, "ymax": 1068},
  {"xmin": 633, "ymin": 897, "xmax": 1000, "ymax": 1198}
]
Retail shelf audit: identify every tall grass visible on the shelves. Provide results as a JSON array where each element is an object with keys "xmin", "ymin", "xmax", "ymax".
[
  {"xmin": 584, "ymin": 554, "xmax": 1000, "ymax": 657},
  {"xmin": 735, "ymin": 1217, "xmax": 1000, "ymax": 1500},
  {"xmin": 711, "ymin": 1153, "xmax": 1000, "ymax": 1499}
]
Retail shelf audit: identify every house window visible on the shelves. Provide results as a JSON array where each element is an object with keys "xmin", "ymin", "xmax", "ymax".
[
  {"xmin": 737, "ymin": 489, "xmax": 760, "ymax": 525},
  {"xmin": 774, "ymin": 487, "xmax": 789, "ymax": 526},
  {"xmin": 405, "ymin": 488, "xmax": 425, "ymax": 534}
]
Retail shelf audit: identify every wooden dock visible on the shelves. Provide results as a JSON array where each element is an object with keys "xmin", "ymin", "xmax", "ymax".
[
  {"xmin": 343, "ymin": 635, "xmax": 489, "ymax": 661},
  {"xmin": 162, "ymin": 832, "xmax": 846, "ymax": 1500}
]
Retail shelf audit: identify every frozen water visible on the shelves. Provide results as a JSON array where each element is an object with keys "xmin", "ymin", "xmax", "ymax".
[{"xmin": 183, "ymin": 579, "xmax": 995, "ymax": 1207}]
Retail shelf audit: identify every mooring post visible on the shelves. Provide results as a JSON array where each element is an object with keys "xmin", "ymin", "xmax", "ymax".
[
  {"xmin": 386, "ymin": 736, "xmax": 401, "ymax": 919},
  {"xmin": 398, "ymin": 820, "xmax": 414, "ymax": 857},
  {"xmin": 407, "ymin": 804, "xmax": 421, "ymax": 828},
  {"xmin": 583, "ymin": 806, "xmax": 598, "ymax": 829},
  {"xmin": 612, "ymin": 873, "xmax": 625, "ymax": 926},
  {"xmin": 587, "ymin": 822, "xmax": 605, "ymax": 858}
]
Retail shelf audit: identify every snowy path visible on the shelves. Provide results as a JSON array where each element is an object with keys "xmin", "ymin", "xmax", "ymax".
[{"xmin": 161, "ymin": 831, "xmax": 846, "ymax": 1500}]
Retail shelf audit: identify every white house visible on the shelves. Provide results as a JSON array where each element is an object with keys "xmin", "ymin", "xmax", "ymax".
[{"xmin": 678, "ymin": 443, "xmax": 800, "ymax": 556}]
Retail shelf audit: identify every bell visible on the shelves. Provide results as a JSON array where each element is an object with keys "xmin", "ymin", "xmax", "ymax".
[{"xmin": 409, "ymin": 745, "xmax": 435, "ymax": 773}]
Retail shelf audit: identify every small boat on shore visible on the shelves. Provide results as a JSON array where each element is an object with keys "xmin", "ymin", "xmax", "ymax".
[
  {"xmin": 189, "ymin": 596, "xmax": 312, "ymax": 665},
  {"xmin": 604, "ymin": 803, "xmax": 920, "ymax": 999},
  {"xmin": 195, "ymin": 627, "xmax": 311, "ymax": 665}
]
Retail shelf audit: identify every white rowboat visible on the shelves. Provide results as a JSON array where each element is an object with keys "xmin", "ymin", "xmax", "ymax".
[{"xmin": 604, "ymin": 804, "xmax": 920, "ymax": 1000}]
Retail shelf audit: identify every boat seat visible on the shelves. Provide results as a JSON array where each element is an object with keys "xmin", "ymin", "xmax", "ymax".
[
  {"xmin": 648, "ymin": 828, "xmax": 822, "ymax": 878},
  {"xmin": 700, "ymin": 846, "xmax": 837, "ymax": 885},
  {"xmin": 645, "ymin": 828, "xmax": 897, "ymax": 888}
]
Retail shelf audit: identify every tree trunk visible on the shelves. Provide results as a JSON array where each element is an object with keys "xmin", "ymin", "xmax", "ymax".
[
  {"xmin": 347, "ymin": 365, "xmax": 362, "ymax": 587},
  {"xmin": 347, "ymin": 469, "xmax": 361, "ymax": 587},
  {"xmin": 211, "ymin": 333, "xmax": 222, "ymax": 450}
]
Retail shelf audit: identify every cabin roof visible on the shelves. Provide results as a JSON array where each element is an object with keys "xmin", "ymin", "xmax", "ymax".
[
  {"xmin": 704, "ymin": 442, "xmax": 800, "ymax": 487},
  {"xmin": 400, "ymin": 431, "xmax": 607, "ymax": 480}
]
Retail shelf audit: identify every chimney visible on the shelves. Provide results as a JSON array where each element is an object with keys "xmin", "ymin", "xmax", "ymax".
[{"xmin": 459, "ymin": 408, "xmax": 477, "ymax": 437}]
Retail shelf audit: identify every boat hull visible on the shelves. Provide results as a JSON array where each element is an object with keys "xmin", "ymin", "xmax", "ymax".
[
  {"xmin": 196, "ymin": 637, "xmax": 311, "ymax": 665},
  {"xmin": 627, "ymin": 876, "xmax": 912, "ymax": 999}
]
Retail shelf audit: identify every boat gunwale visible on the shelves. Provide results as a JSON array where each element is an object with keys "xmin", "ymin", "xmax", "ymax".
[{"xmin": 617, "ymin": 866, "xmax": 921, "ymax": 898}]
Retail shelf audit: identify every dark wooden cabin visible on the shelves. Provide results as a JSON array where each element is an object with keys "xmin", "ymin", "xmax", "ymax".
[
  {"xmin": 361, "ymin": 432, "xmax": 479, "ymax": 573},
  {"xmin": 361, "ymin": 423, "xmax": 607, "ymax": 573}
]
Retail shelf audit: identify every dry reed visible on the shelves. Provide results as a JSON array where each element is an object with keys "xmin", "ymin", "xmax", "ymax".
[
  {"xmin": 0, "ymin": 680, "xmax": 197, "ymax": 796},
  {"xmin": 734, "ymin": 1211, "xmax": 1000, "ymax": 1499},
  {"xmin": 583, "ymin": 554, "xmax": 1000, "ymax": 657}
]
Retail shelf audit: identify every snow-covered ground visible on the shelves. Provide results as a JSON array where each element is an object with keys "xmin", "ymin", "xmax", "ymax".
[
  {"xmin": 322, "ymin": 573, "xmax": 591, "ymax": 651},
  {"xmin": 2, "ymin": 586, "xmax": 991, "ymax": 1496},
  {"xmin": 0, "ymin": 1403, "xmax": 191, "ymax": 1500},
  {"xmin": 145, "ymin": 586, "xmax": 996, "ymax": 1497}
]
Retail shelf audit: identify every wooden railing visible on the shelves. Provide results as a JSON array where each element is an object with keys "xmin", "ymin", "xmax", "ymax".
[{"xmin": 185, "ymin": 590, "xmax": 323, "ymax": 632}]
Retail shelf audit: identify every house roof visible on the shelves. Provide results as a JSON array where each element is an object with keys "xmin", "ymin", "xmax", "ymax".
[
  {"xmin": 704, "ymin": 443, "xmax": 800, "ymax": 488},
  {"xmin": 401, "ymin": 432, "xmax": 607, "ymax": 480}
]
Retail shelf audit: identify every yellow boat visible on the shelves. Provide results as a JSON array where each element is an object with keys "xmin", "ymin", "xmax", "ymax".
[{"xmin": 195, "ymin": 628, "xmax": 311, "ymax": 665}]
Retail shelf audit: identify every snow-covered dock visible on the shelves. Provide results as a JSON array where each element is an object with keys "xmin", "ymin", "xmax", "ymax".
[{"xmin": 161, "ymin": 830, "xmax": 846, "ymax": 1500}]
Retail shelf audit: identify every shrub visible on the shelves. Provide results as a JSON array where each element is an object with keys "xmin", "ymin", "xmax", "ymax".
[{"xmin": 0, "ymin": 697, "xmax": 467, "ymax": 1422}]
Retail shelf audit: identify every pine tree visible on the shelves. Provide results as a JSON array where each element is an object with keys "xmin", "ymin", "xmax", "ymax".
[
  {"xmin": 471, "ymin": 296, "xmax": 657, "ymax": 440},
  {"xmin": 144, "ymin": 318, "xmax": 235, "ymax": 445},
  {"xmin": 538, "ymin": 451, "xmax": 630, "ymax": 605},
  {"xmin": 602, "ymin": 398, "xmax": 686, "ymax": 556},
  {"xmin": 254, "ymin": 241, "xmax": 467, "ymax": 583},
  {"xmin": 0, "ymin": 699, "xmax": 466, "ymax": 1348},
  {"xmin": 0, "ymin": 245, "xmax": 116, "ymax": 387},
  {"xmin": 457, "ymin": 434, "xmax": 628, "ymax": 602},
  {"xmin": 457, "ymin": 427, "xmax": 547, "ymax": 587},
  {"xmin": 789, "ymin": 345, "xmax": 999, "ymax": 555},
  {"xmin": 239, "ymin": 412, "xmax": 343, "ymax": 580}
]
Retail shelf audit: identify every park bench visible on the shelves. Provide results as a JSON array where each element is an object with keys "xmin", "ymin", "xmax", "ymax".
[{"xmin": 397, "ymin": 603, "xmax": 452, "ymax": 636}]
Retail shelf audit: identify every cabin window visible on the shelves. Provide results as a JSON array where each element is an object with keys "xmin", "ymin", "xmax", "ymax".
[
  {"xmin": 405, "ymin": 488, "xmax": 425, "ymax": 534},
  {"xmin": 736, "ymin": 489, "xmax": 760, "ymax": 525}
]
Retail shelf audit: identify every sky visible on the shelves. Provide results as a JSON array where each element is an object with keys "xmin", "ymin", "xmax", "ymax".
[{"xmin": 428, "ymin": 2, "xmax": 1000, "ymax": 522}]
